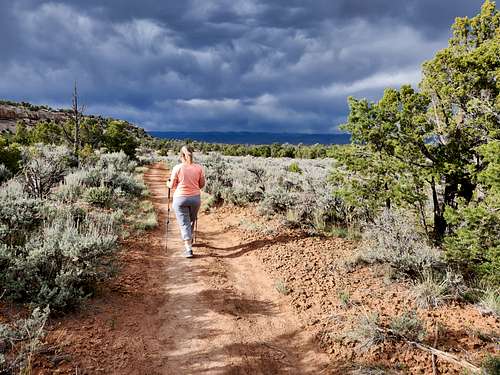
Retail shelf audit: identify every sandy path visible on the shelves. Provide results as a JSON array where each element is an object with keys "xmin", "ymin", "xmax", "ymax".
[{"xmin": 146, "ymin": 163, "xmax": 331, "ymax": 374}]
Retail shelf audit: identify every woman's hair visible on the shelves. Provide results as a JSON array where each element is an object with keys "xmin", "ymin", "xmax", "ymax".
[{"xmin": 180, "ymin": 145, "xmax": 194, "ymax": 164}]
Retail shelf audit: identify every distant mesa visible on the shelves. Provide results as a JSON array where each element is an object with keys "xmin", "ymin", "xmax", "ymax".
[
  {"xmin": 0, "ymin": 99, "xmax": 146, "ymax": 138},
  {"xmin": 0, "ymin": 101, "xmax": 69, "ymax": 132}
]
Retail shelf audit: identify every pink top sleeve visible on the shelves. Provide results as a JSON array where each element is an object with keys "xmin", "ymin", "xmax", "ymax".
[{"xmin": 170, "ymin": 163, "xmax": 205, "ymax": 197}]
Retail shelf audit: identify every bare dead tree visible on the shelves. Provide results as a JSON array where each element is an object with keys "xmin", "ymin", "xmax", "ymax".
[{"xmin": 71, "ymin": 81, "xmax": 86, "ymax": 163}]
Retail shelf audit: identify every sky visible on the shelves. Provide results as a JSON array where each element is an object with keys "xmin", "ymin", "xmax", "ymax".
[{"xmin": 0, "ymin": 0, "xmax": 485, "ymax": 133}]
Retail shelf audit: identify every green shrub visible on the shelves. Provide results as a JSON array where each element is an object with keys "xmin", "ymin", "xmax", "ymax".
[
  {"xmin": 0, "ymin": 135, "xmax": 22, "ymax": 174},
  {"xmin": 104, "ymin": 121, "xmax": 139, "ymax": 158},
  {"xmin": 84, "ymin": 186, "xmax": 113, "ymax": 207},
  {"xmin": 287, "ymin": 162, "xmax": 302, "ymax": 174}
]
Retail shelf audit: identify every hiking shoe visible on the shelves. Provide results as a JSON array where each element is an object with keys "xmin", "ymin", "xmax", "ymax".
[{"xmin": 183, "ymin": 248, "xmax": 193, "ymax": 258}]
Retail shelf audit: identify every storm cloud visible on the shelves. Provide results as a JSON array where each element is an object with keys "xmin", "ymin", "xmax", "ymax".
[{"xmin": 0, "ymin": 0, "xmax": 485, "ymax": 133}]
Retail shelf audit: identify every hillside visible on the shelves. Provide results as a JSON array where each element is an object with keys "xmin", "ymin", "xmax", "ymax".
[{"xmin": 0, "ymin": 99, "xmax": 148, "ymax": 139}]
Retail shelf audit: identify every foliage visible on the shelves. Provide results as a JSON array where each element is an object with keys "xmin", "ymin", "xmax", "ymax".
[
  {"xmin": 388, "ymin": 311, "xmax": 426, "ymax": 341},
  {"xmin": 20, "ymin": 145, "xmax": 75, "ymax": 199},
  {"xmin": 357, "ymin": 209, "xmax": 443, "ymax": 278},
  {"xmin": 477, "ymin": 287, "xmax": 500, "ymax": 317},
  {"xmin": 0, "ymin": 135, "xmax": 22, "ymax": 175},
  {"xmin": 181, "ymin": 153, "xmax": 342, "ymax": 231},
  {"xmin": 275, "ymin": 279, "xmax": 291, "ymax": 295},
  {"xmin": 0, "ymin": 209, "xmax": 118, "ymax": 309},
  {"xmin": 133, "ymin": 200, "xmax": 157, "ymax": 231},
  {"xmin": 202, "ymin": 154, "xmax": 233, "ymax": 202},
  {"xmin": 0, "ymin": 306, "xmax": 50, "ymax": 374},
  {"xmin": 0, "ymin": 164, "xmax": 12, "ymax": 184},
  {"xmin": 156, "ymin": 138, "xmax": 337, "ymax": 160},
  {"xmin": 481, "ymin": 354, "xmax": 500, "ymax": 375},
  {"xmin": 348, "ymin": 313, "xmax": 385, "ymax": 349},
  {"xmin": 334, "ymin": 1, "xmax": 500, "ymax": 244},
  {"xmin": 84, "ymin": 186, "xmax": 113, "ymax": 207},
  {"xmin": 28, "ymin": 120, "xmax": 63, "ymax": 144},
  {"xmin": 0, "ymin": 148, "xmax": 147, "ymax": 311},
  {"xmin": 104, "ymin": 120, "xmax": 139, "ymax": 158},
  {"xmin": 444, "ymin": 140, "xmax": 500, "ymax": 285},
  {"xmin": 12, "ymin": 121, "xmax": 30, "ymax": 145},
  {"xmin": 0, "ymin": 180, "xmax": 47, "ymax": 246},
  {"xmin": 287, "ymin": 161, "xmax": 302, "ymax": 173},
  {"xmin": 412, "ymin": 271, "xmax": 458, "ymax": 309}
]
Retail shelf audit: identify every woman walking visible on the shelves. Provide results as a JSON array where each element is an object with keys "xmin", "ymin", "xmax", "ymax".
[{"xmin": 167, "ymin": 145, "xmax": 205, "ymax": 258}]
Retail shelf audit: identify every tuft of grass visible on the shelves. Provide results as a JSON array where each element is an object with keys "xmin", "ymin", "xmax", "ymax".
[
  {"xmin": 348, "ymin": 313, "xmax": 385, "ymax": 349},
  {"xmin": 477, "ymin": 287, "xmax": 500, "ymax": 317},
  {"xmin": 412, "ymin": 271, "xmax": 453, "ymax": 309},
  {"xmin": 275, "ymin": 279, "xmax": 291, "ymax": 296},
  {"xmin": 329, "ymin": 226, "xmax": 348, "ymax": 238},
  {"xmin": 285, "ymin": 209, "xmax": 301, "ymax": 227},
  {"xmin": 389, "ymin": 311, "xmax": 426, "ymax": 341},
  {"xmin": 338, "ymin": 290, "xmax": 351, "ymax": 307},
  {"xmin": 132, "ymin": 200, "xmax": 158, "ymax": 230}
]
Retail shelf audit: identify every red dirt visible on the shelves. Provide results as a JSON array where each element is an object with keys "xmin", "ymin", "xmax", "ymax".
[
  {"xmin": 214, "ymin": 207, "xmax": 500, "ymax": 374},
  {"xmin": 6, "ymin": 162, "xmax": 495, "ymax": 374}
]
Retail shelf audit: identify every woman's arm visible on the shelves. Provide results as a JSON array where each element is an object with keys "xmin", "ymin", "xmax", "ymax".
[
  {"xmin": 199, "ymin": 167, "xmax": 206, "ymax": 189},
  {"xmin": 167, "ymin": 166, "xmax": 179, "ymax": 189}
]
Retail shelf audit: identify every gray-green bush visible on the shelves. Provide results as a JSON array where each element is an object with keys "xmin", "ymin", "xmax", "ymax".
[
  {"xmin": 0, "ymin": 306, "xmax": 50, "ymax": 374},
  {"xmin": 0, "ymin": 149, "xmax": 143, "ymax": 310},
  {"xmin": 357, "ymin": 209, "xmax": 443, "ymax": 278},
  {"xmin": 21, "ymin": 145, "xmax": 75, "ymax": 199},
  {"xmin": 1, "ymin": 209, "xmax": 118, "ymax": 309}
]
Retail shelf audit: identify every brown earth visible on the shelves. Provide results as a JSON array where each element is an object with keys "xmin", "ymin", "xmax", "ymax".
[{"xmin": 17, "ymin": 163, "xmax": 499, "ymax": 374}]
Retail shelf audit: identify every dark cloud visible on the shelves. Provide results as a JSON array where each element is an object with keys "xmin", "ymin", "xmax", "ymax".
[{"xmin": 0, "ymin": 0, "xmax": 485, "ymax": 133}]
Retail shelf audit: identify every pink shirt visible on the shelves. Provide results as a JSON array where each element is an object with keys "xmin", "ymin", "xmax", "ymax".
[{"xmin": 170, "ymin": 163, "xmax": 205, "ymax": 197}]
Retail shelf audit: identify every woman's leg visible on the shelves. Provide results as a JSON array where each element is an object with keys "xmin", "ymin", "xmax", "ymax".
[
  {"xmin": 172, "ymin": 197, "xmax": 193, "ymax": 243},
  {"xmin": 188, "ymin": 195, "xmax": 201, "ymax": 235}
]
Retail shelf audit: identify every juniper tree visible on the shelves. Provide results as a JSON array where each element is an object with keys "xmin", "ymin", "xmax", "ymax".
[{"xmin": 338, "ymin": 0, "xmax": 499, "ymax": 246}]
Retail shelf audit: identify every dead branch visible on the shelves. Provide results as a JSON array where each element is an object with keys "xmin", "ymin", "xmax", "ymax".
[{"xmin": 377, "ymin": 326, "xmax": 481, "ymax": 374}]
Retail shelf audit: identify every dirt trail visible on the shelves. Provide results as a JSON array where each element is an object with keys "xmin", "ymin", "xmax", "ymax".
[{"xmin": 145, "ymin": 164, "xmax": 331, "ymax": 374}]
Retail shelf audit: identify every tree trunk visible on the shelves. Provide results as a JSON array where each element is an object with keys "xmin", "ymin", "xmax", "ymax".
[
  {"xmin": 431, "ymin": 177, "xmax": 446, "ymax": 242},
  {"xmin": 72, "ymin": 82, "xmax": 80, "ymax": 164},
  {"xmin": 384, "ymin": 182, "xmax": 391, "ymax": 209}
]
